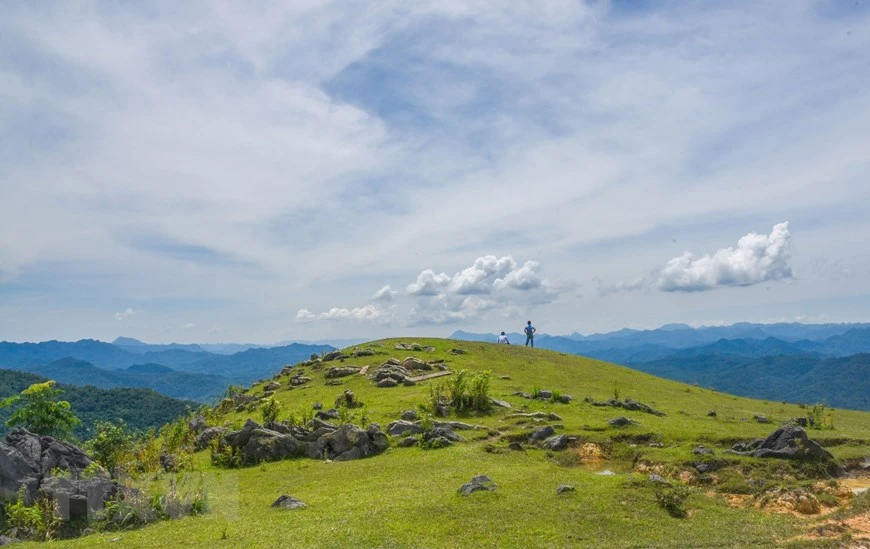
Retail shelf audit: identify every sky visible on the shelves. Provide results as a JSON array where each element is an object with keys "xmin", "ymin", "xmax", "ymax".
[{"xmin": 1, "ymin": 1, "xmax": 870, "ymax": 344}]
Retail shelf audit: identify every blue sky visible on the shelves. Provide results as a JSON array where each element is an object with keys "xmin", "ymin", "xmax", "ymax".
[{"xmin": 1, "ymin": 1, "xmax": 869, "ymax": 343}]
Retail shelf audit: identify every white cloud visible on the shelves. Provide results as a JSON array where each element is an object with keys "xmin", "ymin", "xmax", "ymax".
[
  {"xmin": 406, "ymin": 270, "xmax": 451, "ymax": 296},
  {"xmin": 372, "ymin": 284, "xmax": 398, "ymax": 302},
  {"xmin": 295, "ymin": 309, "xmax": 316, "ymax": 323},
  {"xmin": 449, "ymin": 255, "xmax": 517, "ymax": 294},
  {"xmin": 657, "ymin": 222, "xmax": 793, "ymax": 292},
  {"xmin": 493, "ymin": 260, "xmax": 542, "ymax": 291},
  {"xmin": 114, "ymin": 308, "xmax": 136, "ymax": 321},
  {"xmin": 319, "ymin": 304, "xmax": 390, "ymax": 322},
  {"xmin": 408, "ymin": 295, "xmax": 500, "ymax": 326}
]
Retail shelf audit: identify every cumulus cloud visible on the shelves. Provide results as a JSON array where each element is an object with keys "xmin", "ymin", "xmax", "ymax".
[
  {"xmin": 448, "ymin": 255, "xmax": 517, "ymax": 294},
  {"xmin": 114, "ymin": 308, "xmax": 136, "ymax": 321},
  {"xmin": 601, "ymin": 223, "xmax": 794, "ymax": 295},
  {"xmin": 372, "ymin": 285, "xmax": 398, "ymax": 302},
  {"xmin": 408, "ymin": 295, "xmax": 500, "ymax": 326},
  {"xmin": 319, "ymin": 304, "xmax": 389, "ymax": 322},
  {"xmin": 406, "ymin": 270, "xmax": 451, "ymax": 296},
  {"xmin": 295, "ymin": 309, "xmax": 316, "ymax": 323},
  {"xmin": 493, "ymin": 260, "xmax": 543, "ymax": 291},
  {"xmin": 656, "ymin": 222, "xmax": 792, "ymax": 292}
]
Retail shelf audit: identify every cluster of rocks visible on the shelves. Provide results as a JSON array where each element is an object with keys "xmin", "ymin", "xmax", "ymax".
[
  {"xmin": 459, "ymin": 475, "xmax": 496, "ymax": 496},
  {"xmin": 527, "ymin": 425, "xmax": 576, "ymax": 451},
  {"xmin": 369, "ymin": 357, "xmax": 446, "ymax": 388},
  {"xmin": 322, "ymin": 350, "xmax": 349, "ymax": 362},
  {"xmin": 729, "ymin": 425, "xmax": 833, "ymax": 461},
  {"xmin": 0, "ymin": 428, "xmax": 118, "ymax": 520},
  {"xmin": 607, "ymin": 416, "xmax": 640, "ymax": 428},
  {"xmin": 325, "ymin": 366, "xmax": 360, "ymax": 379},
  {"xmin": 394, "ymin": 342, "xmax": 435, "ymax": 352},
  {"xmin": 387, "ymin": 418, "xmax": 493, "ymax": 449},
  {"xmin": 587, "ymin": 398, "xmax": 665, "ymax": 416},
  {"xmin": 217, "ymin": 419, "xmax": 388, "ymax": 464},
  {"xmin": 352, "ymin": 348, "xmax": 376, "ymax": 357},
  {"xmin": 512, "ymin": 390, "xmax": 574, "ymax": 404}
]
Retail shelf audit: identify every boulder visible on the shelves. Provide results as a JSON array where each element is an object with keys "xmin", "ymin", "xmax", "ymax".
[
  {"xmin": 271, "ymin": 495, "xmax": 306, "ymax": 510},
  {"xmin": 188, "ymin": 415, "xmax": 207, "ymax": 434},
  {"xmin": 370, "ymin": 363, "xmax": 412, "ymax": 384},
  {"xmin": 322, "ymin": 351, "xmax": 345, "ymax": 362},
  {"xmin": 334, "ymin": 390, "xmax": 358, "ymax": 408},
  {"xmin": 607, "ymin": 417, "xmax": 636, "ymax": 428},
  {"xmin": 242, "ymin": 429, "xmax": 305, "ymax": 463},
  {"xmin": 508, "ymin": 442, "xmax": 524, "ymax": 451},
  {"xmin": 422, "ymin": 427, "xmax": 463, "ymax": 443},
  {"xmin": 529, "ymin": 426, "xmax": 555, "ymax": 444},
  {"xmin": 537, "ymin": 390, "xmax": 553, "ymax": 400},
  {"xmin": 352, "ymin": 349, "xmax": 376, "ymax": 357},
  {"xmin": 753, "ymin": 415, "xmax": 772, "ymax": 424},
  {"xmin": 556, "ymin": 485, "xmax": 575, "ymax": 494},
  {"xmin": 729, "ymin": 426, "xmax": 833, "ymax": 461},
  {"xmin": 387, "ymin": 420, "xmax": 422, "ymax": 437},
  {"xmin": 491, "ymin": 399, "xmax": 512, "ymax": 409},
  {"xmin": 400, "ymin": 410, "xmax": 418, "ymax": 421},
  {"xmin": 707, "ymin": 411, "xmax": 717, "ymax": 417},
  {"xmin": 40, "ymin": 476, "xmax": 117, "ymax": 519},
  {"xmin": 316, "ymin": 409, "xmax": 341, "ymax": 421},
  {"xmin": 325, "ymin": 367, "xmax": 360, "ymax": 379},
  {"xmin": 195, "ymin": 427, "xmax": 227, "ymax": 451},
  {"xmin": 305, "ymin": 424, "xmax": 388, "ymax": 462},
  {"xmin": 693, "ymin": 445, "xmax": 714, "ymax": 456},
  {"xmin": 459, "ymin": 475, "xmax": 496, "ymax": 496},
  {"xmin": 398, "ymin": 437, "xmax": 420, "ymax": 448},
  {"xmin": 541, "ymin": 434, "xmax": 573, "ymax": 451},
  {"xmin": 377, "ymin": 379, "xmax": 398, "ymax": 388},
  {"xmin": 159, "ymin": 453, "xmax": 177, "ymax": 472},
  {"xmin": 401, "ymin": 357, "xmax": 431, "ymax": 371},
  {"xmin": 264, "ymin": 381, "xmax": 281, "ymax": 391}
]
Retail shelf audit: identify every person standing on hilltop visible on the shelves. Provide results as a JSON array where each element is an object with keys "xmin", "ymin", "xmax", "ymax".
[
  {"xmin": 524, "ymin": 321, "xmax": 536, "ymax": 347},
  {"xmin": 498, "ymin": 331, "xmax": 510, "ymax": 344}
]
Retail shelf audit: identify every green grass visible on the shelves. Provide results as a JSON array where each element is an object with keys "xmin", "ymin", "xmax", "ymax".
[{"xmin": 35, "ymin": 338, "xmax": 870, "ymax": 548}]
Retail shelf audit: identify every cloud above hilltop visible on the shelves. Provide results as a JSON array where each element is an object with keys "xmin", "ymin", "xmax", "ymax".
[{"xmin": 1, "ymin": 2, "xmax": 869, "ymax": 342}]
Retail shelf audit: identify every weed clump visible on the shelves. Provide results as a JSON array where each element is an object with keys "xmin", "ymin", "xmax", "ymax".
[{"xmin": 654, "ymin": 483, "xmax": 691, "ymax": 518}]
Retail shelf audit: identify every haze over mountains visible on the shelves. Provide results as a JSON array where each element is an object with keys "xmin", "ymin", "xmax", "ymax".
[
  {"xmin": 0, "ymin": 338, "xmax": 333, "ymax": 402},
  {"xmin": 451, "ymin": 322, "xmax": 870, "ymax": 410}
]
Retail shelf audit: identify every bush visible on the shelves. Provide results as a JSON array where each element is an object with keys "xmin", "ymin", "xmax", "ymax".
[
  {"xmin": 2, "ymin": 489, "xmax": 60, "ymax": 541},
  {"xmin": 85, "ymin": 420, "xmax": 134, "ymax": 479},
  {"xmin": 654, "ymin": 483, "xmax": 691, "ymax": 518},
  {"xmin": 261, "ymin": 398, "xmax": 281, "ymax": 424}
]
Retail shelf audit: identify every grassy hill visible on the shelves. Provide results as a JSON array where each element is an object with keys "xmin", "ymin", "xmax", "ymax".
[{"xmin": 36, "ymin": 339, "xmax": 870, "ymax": 548}]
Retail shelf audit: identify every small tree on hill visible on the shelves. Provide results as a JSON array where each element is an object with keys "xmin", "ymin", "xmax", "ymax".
[{"xmin": 0, "ymin": 380, "xmax": 81, "ymax": 439}]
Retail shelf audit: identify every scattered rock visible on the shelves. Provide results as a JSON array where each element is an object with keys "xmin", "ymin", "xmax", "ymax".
[
  {"xmin": 693, "ymin": 445, "xmax": 714, "ymax": 456},
  {"xmin": 448, "ymin": 348, "xmax": 467, "ymax": 355},
  {"xmin": 264, "ymin": 381, "xmax": 281, "ymax": 392},
  {"xmin": 377, "ymin": 379, "xmax": 398, "ymax": 388},
  {"xmin": 315, "ymin": 409, "xmax": 340, "ymax": 420},
  {"xmin": 596, "ymin": 470, "xmax": 616, "ymax": 476},
  {"xmin": 271, "ymin": 495, "xmax": 306, "ymax": 510},
  {"xmin": 195, "ymin": 427, "xmax": 228, "ymax": 451},
  {"xmin": 694, "ymin": 463, "xmax": 710, "ymax": 473},
  {"xmin": 729, "ymin": 425, "xmax": 833, "ymax": 461},
  {"xmin": 499, "ymin": 375, "xmax": 511, "ymax": 380},
  {"xmin": 370, "ymin": 362, "xmax": 413, "ymax": 385},
  {"xmin": 459, "ymin": 475, "xmax": 496, "ymax": 496},
  {"xmin": 325, "ymin": 367, "xmax": 360, "ymax": 379},
  {"xmin": 648, "ymin": 474, "xmax": 669, "ymax": 484},
  {"xmin": 401, "ymin": 357, "xmax": 431, "ymax": 371},
  {"xmin": 334, "ymin": 390, "xmax": 359, "ymax": 408},
  {"xmin": 556, "ymin": 485, "xmax": 575, "ymax": 494},
  {"xmin": 753, "ymin": 415, "xmax": 772, "ymax": 424},
  {"xmin": 607, "ymin": 416, "xmax": 637, "ymax": 428},
  {"xmin": 322, "ymin": 351, "xmax": 345, "ymax": 362},
  {"xmin": 541, "ymin": 434, "xmax": 573, "ymax": 451},
  {"xmin": 537, "ymin": 390, "xmax": 553, "ymax": 400},
  {"xmin": 529, "ymin": 426, "xmax": 555, "ymax": 444},
  {"xmin": 400, "ymin": 410, "xmax": 418, "ymax": 421},
  {"xmin": 591, "ymin": 398, "xmax": 665, "ymax": 416},
  {"xmin": 398, "ymin": 437, "xmax": 419, "ymax": 448},
  {"xmin": 423, "ymin": 426, "xmax": 464, "ymax": 443},
  {"xmin": 313, "ymin": 402, "xmax": 323, "ymax": 410},
  {"xmin": 513, "ymin": 391, "xmax": 533, "ymax": 399},
  {"xmin": 508, "ymin": 412, "xmax": 562, "ymax": 421},
  {"xmin": 707, "ymin": 411, "xmax": 717, "ymax": 417},
  {"xmin": 352, "ymin": 349, "xmax": 376, "ymax": 357},
  {"xmin": 490, "ymin": 398, "xmax": 512, "ymax": 409},
  {"xmin": 289, "ymin": 374, "xmax": 311, "ymax": 386},
  {"xmin": 508, "ymin": 442, "xmax": 524, "ymax": 451},
  {"xmin": 792, "ymin": 417, "xmax": 810, "ymax": 427},
  {"xmin": 386, "ymin": 420, "xmax": 422, "ymax": 437},
  {"xmin": 188, "ymin": 415, "xmax": 207, "ymax": 434},
  {"xmin": 558, "ymin": 394, "xmax": 574, "ymax": 404}
]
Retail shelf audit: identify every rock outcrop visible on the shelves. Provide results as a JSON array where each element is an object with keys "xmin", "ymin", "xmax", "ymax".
[
  {"xmin": 217, "ymin": 419, "xmax": 388, "ymax": 464},
  {"xmin": 729, "ymin": 426, "xmax": 834, "ymax": 461}
]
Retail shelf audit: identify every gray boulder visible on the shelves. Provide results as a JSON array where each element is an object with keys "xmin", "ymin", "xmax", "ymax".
[
  {"xmin": 607, "ymin": 417, "xmax": 637, "ymax": 428},
  {"xmin": 423, "ymin": 427, "xmax": 464, "ymax": 443},
  {"xmin": 305, "ymin": 424, "xmax": 388, "ymax": 461},
  {"xmin": 188, "ymin": 415, "xmax": 207, "ymax": 434},
  {"xmin": 398, "ymin": 437, "xmax": 420, "ymax": 448},
  {"xmin": 400, "ymin": 410, "xmax": 418, "ymax": 421},
  {"xmin": 40, "ymin": 476, "xmax": 117, "ymax": 519},
  {"xmin": 325, "ymin": 367, "xmax": 360, "ymax": 379},
  {"xmin": 556, "ymin": 484, "xmax": 575, "ymax": 494},
  {"xmin": 729, "ymin": 426, "xmax": 833, "ymax": 461},
  {"xmin": 271, "ymin": 495, "xmax": 306, "ymax": 510},
  {"xmin": 459, "ymin": 475, "xmax": 496, "ymax": 496},
  {"xmin": 264, "ymin": 381, "xmax": 281, "ymax": 391},
  {"xmin": 243, "ymin": 429, "xmax": 305, "ymax": 463},
  {"xmin": 401, "ymin": 357, "xmax": 431, "ymax": 371},
  {"xmin": 194, "ymin": 427, "xmax": 227, "ymax": 451},
  {"xmin": 529, "ymin": 426, "xmax": 555, "ymax": 444},
  {"xmin": 541, "ymin": 434, "xmax": 573, "ymax": 451},
  {"xmin": 387, "ymin": 420, "xmax": 422, "ymax": 437}
]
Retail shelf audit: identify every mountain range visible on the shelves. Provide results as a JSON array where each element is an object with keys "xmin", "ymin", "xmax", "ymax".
[
  {"xmin": 450, "ymin": 323, "xmax": 870, "ymax": 410},
  {"xmin": 0, "ymin": 339, "xmax": 334, "ymax": 402}
]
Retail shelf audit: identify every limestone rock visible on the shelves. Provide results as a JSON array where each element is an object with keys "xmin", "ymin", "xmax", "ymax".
[
  {"xmin": 271, "ymin": 495, "xmax": 306, "ymax": 510},
  {"xmin": 729, "ymin": 426, "xmax": 833, "ymax": 461},
  {"xmin": 400, "ymin": 410, "xmax": 418, "ymax": 421},
  {"xmin": 325, "ymin": 367, "xmax": 360, "ymax": 379},
  {"xmin": 529, "ymin": 426, "xmax": 555, "ymax": 444},
  {"xmin": 556, "ymin": 485, "xmax": 575, "ymax": 494},
  {"xmin": 459, "ymin": 475, "xmax": 496, "ymax": 496}
]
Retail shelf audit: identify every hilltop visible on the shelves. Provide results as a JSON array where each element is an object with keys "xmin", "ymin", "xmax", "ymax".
[{"xmin": 51, "ymin": 338, "xmax": 870, "ymax": 548}]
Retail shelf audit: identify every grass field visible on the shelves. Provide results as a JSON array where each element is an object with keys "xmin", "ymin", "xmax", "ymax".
[{"xmin": 39, "ymin": 339, "xmax": 870, "ymax": 548}]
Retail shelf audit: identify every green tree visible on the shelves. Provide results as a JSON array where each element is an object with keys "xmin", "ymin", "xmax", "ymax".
[
  {"xmin": 85, "ymin": 420, "xmax": 133, "ymax": 477},
  {"xmin": 0, "ymin": 381, "xmax": 81, "ymax": 438}
]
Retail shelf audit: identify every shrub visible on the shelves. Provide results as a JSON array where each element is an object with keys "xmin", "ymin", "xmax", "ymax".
[
  {"xmin": 2, "ymin": 489, "xmax": 60, "ymax": 541},
  {"xmin": 85, "ymin": 420, "xmax": 134, "ymax": 479},
  {"xmin": 261, "ymin": 398, "xmax": 281, "ymax": 424},
  {"xmin": 654, "ymin": 483, "xmax": 691, "ymax": 518},
  {"xmin": 209, "ymin": 439, "xmax": 241, "ymax": 469}
]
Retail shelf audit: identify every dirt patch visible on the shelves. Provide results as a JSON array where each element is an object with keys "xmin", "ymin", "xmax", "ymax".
[{"xmin": 576, "ymin": 443, "xmax": 604, "ymax": 461}]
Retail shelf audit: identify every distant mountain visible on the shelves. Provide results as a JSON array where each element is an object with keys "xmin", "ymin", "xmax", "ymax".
[
  {"xmin": 0, "ymin": 369, "xmax": 197, "ymax": 437},
  {"xmin": 0, "ymin": 340, "xmax": 334, "ymax": 389},
  {"xmin": 112, "ymin": 337, "xmax": 207, "ymax": 354},
  {"xmin": 628, "ymin": 353, "xmax": 870, "ymax": 411},
  {"xmin": 28, "ymin": 358, "xmax": 230, "ymax": 402}
]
